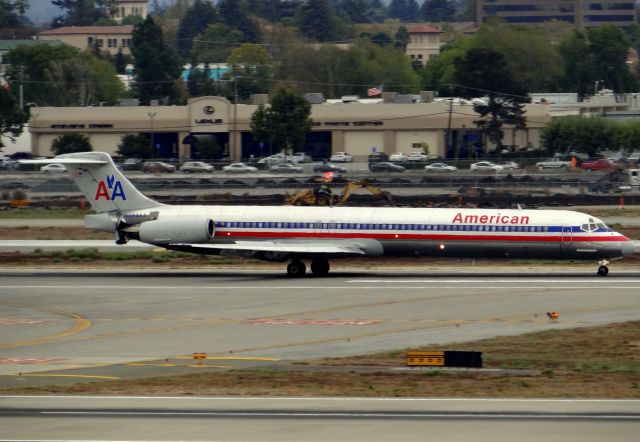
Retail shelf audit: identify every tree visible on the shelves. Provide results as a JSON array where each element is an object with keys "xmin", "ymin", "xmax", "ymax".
[
  {"xmin": 0, "ymin": 0, "xmax": 29, "ymax": 29},
  {"xmin": 540, "ymin": 116, "xmax": 617, "ymax": 157},
  {"xmin": 176, "ymin": 0, "xmax": 218, "ymax": 57},
  {"xmin": 340, "ymin": 0, "xmax": 369, "ymax": 23},
  {"xmin": 51, "ymin": 133, "xmax": 92, "ymax": 155},
  {"xmin": 250, "ymin": 87, "xmax": 312, "ymax": 154},
  {"xmin": 587, "ymin": 25, "xmax": 634, "ymax": 94},
  {"xmin": 117, "ymin": 133, "xmax": 153, "ymax": 158},
  {"xmin": 420, "ymin": 37, "xmax": 473, "ymax": 94},
  {"xmin": 394, "ymin": 26, "xmax": 410, "ymax": 50},
  {"xmin": 4, "ymin": 44, "xmax": 123, "ymax": 106},
  {"xmin": 130, "ymin": 16, "xmax": 182, "ymax": 105},
  {"xmin": 187, "ymin": 66, "xmax": 222, "ymax": 98},
  {"xmin": 191, "ymin": 23, "xmax": 244, "ymax": 63},
  {"xmin": 276, "ymin": 39, "xmax": 419, "ymax": 97},
  {"xmin": 51, "ymin": 0, "xmax": 114, "ymax": 26},
  {"xmin": 473, "ymin": 22, "xmax": 564, "ymax": 93},
  {"xmin": 558, "ymin": 30, "xmax": 595, "ymax": 100},
  {"xmin": 217, "ymin": 0, "xmax": 260, "ymax": 42},
  {"xmin": 299, "ymin": 0, "xmax": 336, "ymax": 42},
  {"xmin": 454, "ymin": 48, "xmax": 528, "ymax": 150},
  {"xmin": 0, "ymin": 85, "xmax": 27, "ymax": 148},
  {"xmin": 227, "ymin": 43, "xmax": 272, "ymax": 99},
  {"xmin": 421, "ymin": 0, "xmax": 455, "ymax": 21}
]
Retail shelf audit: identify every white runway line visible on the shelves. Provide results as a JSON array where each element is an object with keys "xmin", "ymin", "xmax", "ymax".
[{"xmin": 3, "ymin": 285, "xmax": 640, "ymax": 290}]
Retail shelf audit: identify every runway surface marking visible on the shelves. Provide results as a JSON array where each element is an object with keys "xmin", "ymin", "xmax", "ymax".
[
  {"xmin": 0, "ymin": 303, "xmax": 91, "ymax": 350},
  {"xmin": 0, "ymin": 358, "xmax": 62, "ymax": 364},
  {"xmin": 0, "ymin": 319, "xmax": 47, "ymax": 325},
  {"xmin": 5, "ymin": 395, "xmax": 640, "ymax": 402},
  {"xmin": 4, "ymin": 373, "xmax": 120, "ymax": 380},
  {"xmin": 35, "ymin": 410, "xmax": 640, "ymax": 420},
  {"xmin": 246, "ymin": 319, "xmax": 380, "ymax": 325}
]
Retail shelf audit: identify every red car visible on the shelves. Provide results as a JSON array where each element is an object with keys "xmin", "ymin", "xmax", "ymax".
[{"xmin": 580, "ymin": 159, "xmax": 618, "ymax": 171}]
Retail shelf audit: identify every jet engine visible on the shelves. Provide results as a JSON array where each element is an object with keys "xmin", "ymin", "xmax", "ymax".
[{"xmin": 138, "ymin": 218, "xmax": 215, "ymax": 245}]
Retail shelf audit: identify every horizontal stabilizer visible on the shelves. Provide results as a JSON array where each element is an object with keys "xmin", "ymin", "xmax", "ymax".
[{"xmin": 19, "ymin": 158, "xmax": 108, "ymax": 166}]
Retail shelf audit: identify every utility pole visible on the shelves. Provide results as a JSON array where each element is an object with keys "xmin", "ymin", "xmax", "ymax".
[
  {"xmin": 148, "ymin": 112, "xmax": 157, "ymax": 157},
  {"xmin": 446, "ymin": 84, "xmax": 454, "ymax": 158}
]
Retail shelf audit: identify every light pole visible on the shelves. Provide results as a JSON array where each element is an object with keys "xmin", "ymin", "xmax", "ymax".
[
  {"xmin": 148, "ymin": 111, "xmax": 157, "ymax": 158},
  {"xmin": 232, "ymin": 77, "xmax": 238, "ymax": 160}
]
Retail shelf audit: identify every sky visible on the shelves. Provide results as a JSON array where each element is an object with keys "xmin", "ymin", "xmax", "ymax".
[{"xmin": 25, "ymin": 0, "xmax": 62, "ymax": 26}]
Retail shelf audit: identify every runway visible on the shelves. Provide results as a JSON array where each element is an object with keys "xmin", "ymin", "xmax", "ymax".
[
  {"xmin": 1, "ymin": 270, "xmax": 640, "ymax": 385},
  {"xmin": 1, "ymin": 396, "xmax": 639, "ymax": 441}
]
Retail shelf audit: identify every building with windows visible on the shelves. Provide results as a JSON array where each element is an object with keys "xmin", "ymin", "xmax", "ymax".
[
  {"xmin": 28, "ymin": 96, "xmax": 553, "ymax": 161},
  {"xmin": 406, "ymin": 24, "xmax": 444, "ymax": 66},
  {"xmin": 36, "ymin": 26, "xmax": 134, "ymax": 56},
  {"xmin": 110, "ymin": 0, "xmax": 148, "ymax": 23},
  {"xmin": 477, "ymin": 0, "xmax": 636, "ymax": 28}
]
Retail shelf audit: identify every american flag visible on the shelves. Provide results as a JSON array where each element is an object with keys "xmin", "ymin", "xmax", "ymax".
[{"xmin": 367, "ymin": 85, "xmax": 383, "ymax": 97}]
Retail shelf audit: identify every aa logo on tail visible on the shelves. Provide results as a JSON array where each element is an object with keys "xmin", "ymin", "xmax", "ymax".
[{"xmin": 95, "ymin": 175, "xmax": 126, "ymax": 201}]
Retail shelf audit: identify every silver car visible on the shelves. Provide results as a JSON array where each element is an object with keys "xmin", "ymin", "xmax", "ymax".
[
  {"xmin": 470, "ymin": 161, "xmax": 504, "ymax": 172},
  {"xmin": 222, "ymin": 162, "xmax": 258, "ymax": 173}
]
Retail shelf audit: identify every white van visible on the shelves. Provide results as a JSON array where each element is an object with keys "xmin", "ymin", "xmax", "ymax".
[{"xmin": 629, "ymin": 169, "xmax": 640, "ymax": 188}]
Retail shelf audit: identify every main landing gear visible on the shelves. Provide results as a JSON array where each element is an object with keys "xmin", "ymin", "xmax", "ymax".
[
  {"xmin": 597, "ymin": 259, "xmax": 610, "ymax": 277},
  {"xmin": 286, "ymin": 258, "xmax": 331, "ymax": 277}
]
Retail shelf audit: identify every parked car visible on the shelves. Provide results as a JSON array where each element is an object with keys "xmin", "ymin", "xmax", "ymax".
[
  {"xmin": 407, "ymin": 152, "xmax": 429, "ymax": 162},
  {"xmin": 40, "ymin": 163, "xmax": 67, "ymax": 174},
  {"xmin": 258, "ymin": 153, "xmax": 288, "ymax": 165},
  {"xmin": 142, "ymin": 161, "xmax": 176, "ymax": 173},
  {"xmin": 389, "ymin": 152, "xmax": 408, "ymax": 162},
  {"xmin": 313, "ymin": 163, "xmax": 346, "ymax": 173},
  {"xmin": 580, "ymin": 158, "xmax": 618, "ymax": 172},
  {"xmin": 222, "ymin": 162, "xmax": 258, "ymax": 173},
  {"xmin": 122, "ymin": 158, "xmax": 143, "ymax": 171},
  {"xmin": 424, "ymin": 162, "xmax": 457, "ymax": 172},
  {"xmin": 369, "ymin": 161, "xmax": 405, "ymax": 172},
  {"xmin": 470, "ymin": 161, "xmax": 504, "ymax": 172},
  {"xmin": 367, "ymin": 152, "xmax": 389, "ymax": 163},
  {"xmin": 536, "ymin": 158, "xmax": 571, "ymax": 170},
  {"xmin": 329, "ymin": 152, "xmax": 353, "ymax": 162},
  {"xmin": 291, "ymin": 152, "xmax": 313, "ymax": 163},
  {"xmin": 499, "ymin": 161, "xmax": 520, "ymax": 170},
  {"xmin": 270, "ymin": 163, "xmax": 303, "ymax": 173},
  {"xmin": 179, "ymin": 161, "xmax": 214, "ymax": 173}
]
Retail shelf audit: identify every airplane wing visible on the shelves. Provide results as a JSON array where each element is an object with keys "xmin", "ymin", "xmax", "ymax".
[{"xmin": 167, "ymin": 240, "xmax": 368, "ymax": 259}]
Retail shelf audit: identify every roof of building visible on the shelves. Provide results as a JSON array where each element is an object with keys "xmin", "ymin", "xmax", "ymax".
[
  {"xmin": 406, "ymin": 24, "xmax": 443, "ymax": 34},
  {"xmin": 38, "ymin": 26, "xmax": 134, "ymax": 36}
]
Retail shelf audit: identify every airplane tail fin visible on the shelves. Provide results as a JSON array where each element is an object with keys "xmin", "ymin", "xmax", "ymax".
[{"xmin": 23, "ymin": 152, "xmax": 163, "ymax": 213}]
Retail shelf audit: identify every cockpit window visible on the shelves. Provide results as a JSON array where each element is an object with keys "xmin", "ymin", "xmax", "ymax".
[{"xmin": 581, "ymin": 219, "xmax": 609, "ymax": 232}]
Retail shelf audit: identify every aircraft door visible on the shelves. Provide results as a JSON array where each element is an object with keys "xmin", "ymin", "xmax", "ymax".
[{"xmin": 561, "ymin": 226, "xmax": 573, "ymax": 255}]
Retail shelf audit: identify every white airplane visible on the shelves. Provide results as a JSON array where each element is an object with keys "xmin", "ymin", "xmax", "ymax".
[{"xmin": 24, "ymin": 152, "xmax": 635, "ymax": 277}]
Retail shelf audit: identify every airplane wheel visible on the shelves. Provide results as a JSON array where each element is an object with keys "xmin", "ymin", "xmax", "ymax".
[
  {"xmin": 311, "ymin": 259, "xmax": 330, "ymax": 276},
  {"xmin": 597, "ymin": 265, "xmax": 609, "ymax": 276},
  {"xmin": 287, "ymin": 260, "xmax": 306, "ymax": 277}
]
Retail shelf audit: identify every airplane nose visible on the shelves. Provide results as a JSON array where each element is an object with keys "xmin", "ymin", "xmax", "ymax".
[{"xmin": 621, "ymin": 239, "xmax": 637, "ymax": 257}]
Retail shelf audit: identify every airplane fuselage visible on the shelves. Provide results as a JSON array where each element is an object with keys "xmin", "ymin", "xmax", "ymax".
[{"xmin": 118, "ymin": 204, "xmax": 634, "ymax": 262}]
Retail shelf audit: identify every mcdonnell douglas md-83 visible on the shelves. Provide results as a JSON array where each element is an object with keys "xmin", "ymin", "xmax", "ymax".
[{"xmin": 25, "ymin": 152, "xmax": 635, "ymax": 277}]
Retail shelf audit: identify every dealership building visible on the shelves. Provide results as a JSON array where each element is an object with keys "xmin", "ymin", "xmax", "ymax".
[{"xmin": 29, "ymin": 95, "xmax": 554, "ymax": 160}]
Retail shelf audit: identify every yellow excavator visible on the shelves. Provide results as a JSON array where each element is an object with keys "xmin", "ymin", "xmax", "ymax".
[{"xmin": 286, "ymin": 180, "xmax": 393, "ymax": 206}]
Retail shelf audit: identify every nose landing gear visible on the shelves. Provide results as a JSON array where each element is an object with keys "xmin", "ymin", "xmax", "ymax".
[{"xmin": 597, "ymin": 259, "xmax": 610, "ymax": 276}]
